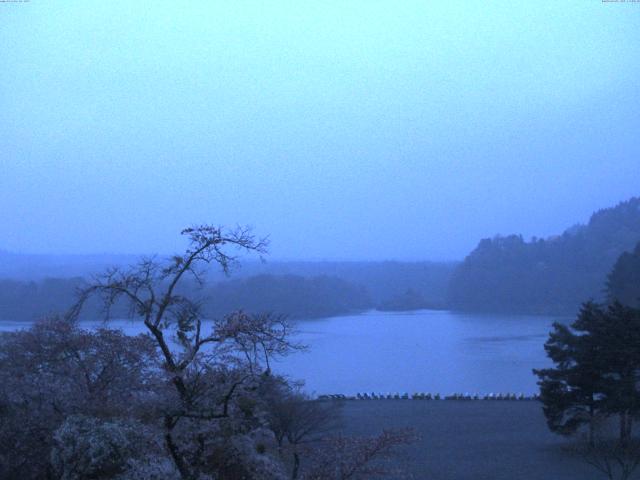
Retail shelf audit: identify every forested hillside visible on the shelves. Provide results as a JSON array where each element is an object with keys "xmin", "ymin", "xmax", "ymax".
[
  {"xmin": 607, "ymin": 241, "xmax": 640, "ymax": 308},
  {"xmin": 448, "ymin": 197, "xmax": 640, "ymax": 314}
]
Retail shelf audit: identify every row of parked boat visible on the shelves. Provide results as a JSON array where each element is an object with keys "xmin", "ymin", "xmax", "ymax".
[{"xmin": 318, "ymin": 392, "xmax": 540, "ymax": 401}]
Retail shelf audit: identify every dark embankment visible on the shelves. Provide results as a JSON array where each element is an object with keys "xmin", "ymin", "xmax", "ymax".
[{"xmin": 340, "ymin": 400, "xmax": 600, "ymax": 479}]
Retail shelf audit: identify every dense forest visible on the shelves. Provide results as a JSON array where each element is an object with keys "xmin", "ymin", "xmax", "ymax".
[
  {"xmin": 448, "ymin": 197, "xmax": 640, "ymax": 314},
  {"xmin": 607, "ymin": 240, "xmax": 640, "ymax": 308}
]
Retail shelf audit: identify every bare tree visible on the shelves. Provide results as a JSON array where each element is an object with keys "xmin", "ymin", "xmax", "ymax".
[
  {"xmin": 71, "ymin": 225, "xmax": 302, "ymax": 480},
  {"xmin": 261, "ymin": 379, "xmax": 343, "ymax": 479},
  {"xmin": 2, "ymin": 225, "xmax": 417, "ymax": 479},
  {"xmin": 577, "ymin": 437, "xmax": 640, "ymax": 480},
  {"xmin": 301, "ymin": 429, "xmax": 416, "ymax": 480}
]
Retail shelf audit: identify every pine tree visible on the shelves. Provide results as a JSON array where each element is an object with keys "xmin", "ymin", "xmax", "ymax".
[
  {"xmin": 535, "ymin": 301, "xmax": 640, "ymax": 445},
  {"xmin": 607, "ymin": 242, "xmax": 640, "ymax": 308},
  {"xmin": 534, "ymin": 302, "xmax": 607, "ymax": 445},
  {"xmin": 597, "ymin": 302, "xmax": 640, "ymax": 444}
]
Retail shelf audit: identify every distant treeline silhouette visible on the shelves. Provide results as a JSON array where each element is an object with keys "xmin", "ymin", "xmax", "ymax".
[
  {"xmin": 202, "ymin": 274, "xmax": 371, "ymax": 319},
  {"xmin": 448, "ymin": 197, "xmax": 640, "ymax": 314},
  {"xmin": 0, "ymin": 274, "xmax": 373, "ymax": 321},
  {"xmin": 240, "ymin": 261, "xmax": 455, "ymax": 308},
  {"xmin": 0, "ymin": 252, "xmax": 455, "ymax": 306},
  {"xmin": 0, "ymin": 260, "xmax": 455, "ymax": 321},
  {"xmin": 2, "ymin": 198, "xmax": 639, "ymax": 319}
]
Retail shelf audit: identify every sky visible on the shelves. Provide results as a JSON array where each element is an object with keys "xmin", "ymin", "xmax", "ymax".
[{"xmin": 1, "ymin": 1, "xmax": 639, "ymax": 261}]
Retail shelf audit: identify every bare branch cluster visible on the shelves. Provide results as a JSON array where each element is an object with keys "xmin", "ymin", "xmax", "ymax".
[
  {"xmin": 302, "ymin": 428, "xmax": 417, "ymax": 480},
  {"xmin": 576, "ymin": 438, "xmax": 640, "ymax": 480},
  {"xmin": 68, "ymin": 225, "xmax": 299, "ymax": 480}
]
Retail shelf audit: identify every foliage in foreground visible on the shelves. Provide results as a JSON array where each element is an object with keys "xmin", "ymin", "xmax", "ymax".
[{"xmin": 0, "ymin": 225, "xmax": 413, "ymax": 479}]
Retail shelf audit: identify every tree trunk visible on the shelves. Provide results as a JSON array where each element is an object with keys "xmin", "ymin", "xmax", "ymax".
[
  {"xmin": 165, "ymin": 416, "xmax": 194, "ymax": 480},
  {"xmin": 620, "ymin": 412, "xmax": 630, "ymax": 445},
  {"xmin": 589, "ymin": 405, "xmax": 595, "ymax": 447},
  {"xmin": 292, "ymin": 451, "xmax": 300, "ymax": 480}
]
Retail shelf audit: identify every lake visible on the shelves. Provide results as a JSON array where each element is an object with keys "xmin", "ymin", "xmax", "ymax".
[{"xmin": 0, "ymin": 309, "xmax": 566, "ymax": 396}]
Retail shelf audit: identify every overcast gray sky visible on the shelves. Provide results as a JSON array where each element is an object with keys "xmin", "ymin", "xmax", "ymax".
[{"xmin": 1, "ymin": 1, "xmax": 639, "ymax": 260}]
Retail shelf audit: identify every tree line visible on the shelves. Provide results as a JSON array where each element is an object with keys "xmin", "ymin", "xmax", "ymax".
[
  {"xmin": 0, "ymin": 252, "xmax": 456, "ymax": 315},
  {"xmin": 448, "ymin": 197, "xmax": 640, "ymax": 314},
  {"xmin": 2, "ymin": 197, "xmax": 638, "ymax": 319},
  {"xmin": 0, "ymin": 273, "xmax": 371, "ymax": 322}
]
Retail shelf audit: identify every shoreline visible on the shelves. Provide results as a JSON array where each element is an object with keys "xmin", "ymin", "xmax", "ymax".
[{"xmin": 319, "ymin": 392, "xmax": 540, "ymax": 401}]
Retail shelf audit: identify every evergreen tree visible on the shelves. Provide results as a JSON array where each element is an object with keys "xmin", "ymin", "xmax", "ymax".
[
  {"xmin": 535, "ymin": 302, "xmax": 640, "ymax": 445},
  {"xmin": 534, "ymin": 302, "xmax": 607, "ymax": 445},
  {"xmin": 607, "ymin": 242, "xmax": 640, "ymax": 308},
  {"xmin": 597, "ymin": 302, "xmax": 640, "ymax": 444}
]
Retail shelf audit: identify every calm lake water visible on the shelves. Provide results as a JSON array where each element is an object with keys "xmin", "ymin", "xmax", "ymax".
[{"xmin": 0, "ymin": 310, "xmax": 566, "ymax": 396}]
